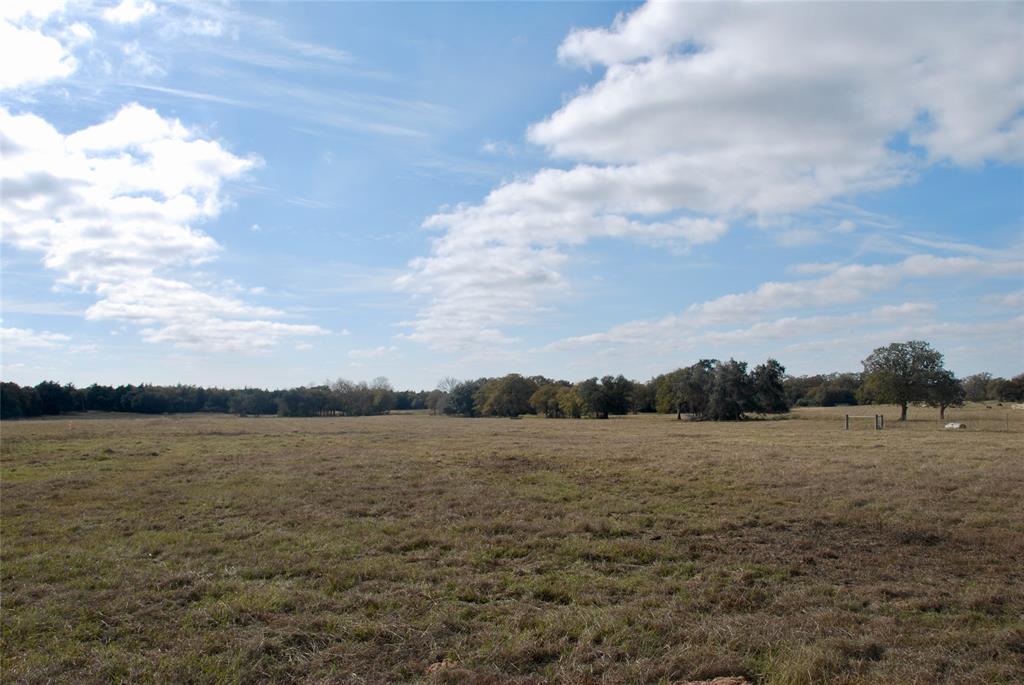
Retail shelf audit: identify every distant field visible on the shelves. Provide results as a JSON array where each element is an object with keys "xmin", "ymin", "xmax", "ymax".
[{"xmin": 2, "ymin": 406, "xmax": 1022, "ymax": 684}]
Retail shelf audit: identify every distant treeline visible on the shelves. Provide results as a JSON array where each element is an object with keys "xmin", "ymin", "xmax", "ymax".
[
  {"xmin": 0, "ymin": 378, "xmax": 429, "ymax": 420},
  {"xmin": 786, "ymin": 370, "xmax": 1023, "ymax": 407},
  {"xmin": 3, "ymin": 355, "xmax": 1022, "ymax": 422}
]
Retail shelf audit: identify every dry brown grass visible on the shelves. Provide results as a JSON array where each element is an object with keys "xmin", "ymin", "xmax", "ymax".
[{"xmin": 1, "ymin": 404, "xmax": 1022, "ymax": 684}]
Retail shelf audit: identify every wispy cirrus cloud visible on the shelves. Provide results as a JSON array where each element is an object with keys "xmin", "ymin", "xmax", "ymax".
[
  {"xmin": 552, "ymin": 254, "xmax": 1023, "ymax": 351},
  {"xmin": 115, "ymin": 74, "xmax": 447, "ymax": 139},
  {"xmin": 146, "ymin": 1, "xmax": 380, "ymax": 77},
  {"xmin": 985, "ymin": 291, "xmax": 1024, "ymax": 309},
  {"xmin": 348, "ymin": 345, "xmax": 399, "ymax": 361}
]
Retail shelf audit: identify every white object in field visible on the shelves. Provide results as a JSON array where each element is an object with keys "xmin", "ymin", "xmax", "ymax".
[{"xmin": 944, "ymin": 422, "xmax": 966, "ymax": 430}]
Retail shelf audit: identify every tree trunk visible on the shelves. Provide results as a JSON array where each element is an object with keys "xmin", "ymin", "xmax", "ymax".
[
  {"xmin": 900, "ymin": 402, "xmax": 908, "ymax": 421},
  {"xmin": 940, "ymin": 404, "xmax": 946, "ymax": 420}
]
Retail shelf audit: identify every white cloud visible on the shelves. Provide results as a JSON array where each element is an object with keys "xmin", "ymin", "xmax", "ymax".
[
  {"xmin": 872, "ymin": 302, "xmax": 937, "ymax": 320},
  {"xmin": 138, "ymin": 317, "xmax": 325, "ymax": 351},
  {"xmin": 480, "ymin": 140, "xmax": 519, "ymax": 156},
  {"xmin": 1, "ymin": 326, "xmax": 71, "ymax": 353},
  {"xmin": 0, "ymin": 1, "xmax": 77, "ymax": 91},
  {"xmin": 0, "ymin": 104, "xmax": 328, "ymax": 351},
  {"xmin": 121, "ymin": 40, "xmax": 164, "ymax": 77},
  {"xmin": 895, "ymin": 234, "xmax": 1005, "ymax": 258},
  {"xmin": 348, "ymin": 345, "xmax": 398, "ymax": 360},
  {"xmin": 680, "ymin": 256, "xmax": 1016, "ymax": 328},
  {"xmin": 985, "ymin": 291, "xmax": 1024, "ymax": 309},
  {"xmin": 790, "ymin": 262, "xmax": 842, "ymax": 276},
  {"xmin": 552, "ymin": 255, "xmax": 1024, "ymax": 351},
  {"xmin": 85, "ymin": 277, "xmax": 281, "ymax": 323},
  {"xmin": 776, "ymin": 228, "xmax": 823, "ymax": 247},
  {"xmin": 62, "ymin": 21, "xmax": 94, "ymax": 47},
  {"xmin": 540, "ymin": 300, "xmax": 1023, "ymax": 379},
  {"xmin": 400, "ymin": 1, "xmax": 1024, "ymax": 350},
  {"xmin": 899, "ymin": 254, "xmax": 1022, "ymax": 279},
  {"xmin": 397, "ymin": 165, "xmax": 731, "ymax": 349},
  {"xmin": 178, "ymin": 17, "xmax": 223, "ymax": 37},
  {"xmin": 684, "ymin": 263, "xmax": 896, "ymax": 325},
  {"xmin": 102, "ymin": 0, "xmax": 156, "ymax": 25},
  {"xmin": 548, "ymin": 3, "xmax": 1023, "ymax": 166}
]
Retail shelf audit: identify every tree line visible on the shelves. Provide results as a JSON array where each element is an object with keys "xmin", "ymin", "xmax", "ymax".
[
  {"xmin": 425, "ymin": 344, "xmax": 1021, "ymax": 422},
  {"xmin": 430, "ymin": 358, "xmax": 789, "ymax": 421},
  {"xmin": 0, "ymin": 378, "xmax": 431, "ymax": 420},
  {"xmin": 2, "ymin": 341, "xmax": 1022, "ymax": 421}
]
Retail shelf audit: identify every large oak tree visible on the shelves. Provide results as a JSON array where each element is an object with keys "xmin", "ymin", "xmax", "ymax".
[{"xmin": 861, "ymin": 340, "xmax": 953, "ymax": 421}]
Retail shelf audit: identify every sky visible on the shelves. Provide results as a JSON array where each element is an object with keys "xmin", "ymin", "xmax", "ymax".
[{"xmin": 1, "ymin": 0, "xmax": 1022, "ymax": 390}]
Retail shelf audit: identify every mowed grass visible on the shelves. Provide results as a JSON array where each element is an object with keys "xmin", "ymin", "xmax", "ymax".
[{"xmin": 1, "ymin": 406, "xmax": 1022, "ymax": 684}]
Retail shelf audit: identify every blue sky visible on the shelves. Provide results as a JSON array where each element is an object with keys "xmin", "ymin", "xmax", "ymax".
[{"xmin": 1, "ymin": 0, "xmax": 1022, "ymax": 390}]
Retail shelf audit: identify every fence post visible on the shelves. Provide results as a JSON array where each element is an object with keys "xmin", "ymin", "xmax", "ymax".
[{"xmin": 845, "ymin": 414, "xmax": 849, "ymax": 430}]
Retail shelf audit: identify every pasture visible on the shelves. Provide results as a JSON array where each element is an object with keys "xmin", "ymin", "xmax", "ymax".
[{"xmin": 1, "ymin": 406, "xmax": 1022, "ymax": 684}]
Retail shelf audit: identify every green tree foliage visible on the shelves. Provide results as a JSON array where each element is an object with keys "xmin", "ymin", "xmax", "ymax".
[
  {"xmin": 19, "ymin": 386, "xmax": 42, "ymax": 417},
  {"xmin": 654, "ymin": 368, "xmax": 688, "ymax": 418},
  {"xmin": 425, "ymin": 389, "xmax": 446, "ymax": 415},
  {"xmin": 35, "ymin": 381, "xmax": 77, "ymax": 414},
  {"xmin": 128, "ymin": 386, "xmax": 169, "ymax": 414},
  {"xmin": 557, "ymin": 386, "xmax": 583, "ymax": 418},
  {"xmin": 202, "ymin": 388, "xmax": 231, "ymax": 413},
  {"xmin": 477, "ymin": 374, "xmax": 538, "ymax": 417},
  {"xmin": 860, "ymin": 340, "xmax": 950, "ymax": 421},
  {"xmin": 391, "ymin": 390, "xmax": 427, "ymax": 411},
  {"xmin": 228, "ymin": 389, "xmax": 277, "ymax": 416},
  {"xmin": 84, "ymin": 384, "xmax": 117, "ymax": 411},
  {"xmin": 626, "ymin": 381, "xmax": 655, "ymax": 414},
  {"xmin": 531, "ymin": 376, "xmax": 647, "ymax": 419},
  {"xmin": 530, "ymin": 384, "xmax": 563, "ymax": 418},
  {"xmin": 370, "ymin": 377, "xmax": 395, "ymax": 414},
  {"xmin": 1, "ymin": 382, "xmax": 24, "ymax": 419},
  {"xmin": 601, "ymin": 375, "xmax": 634, "ymax": 416},
  {"xmin": 751, "ymin": 359, "xmax": 788, "ymax": 413},
  {"xmin": 574, "ymin": 378, "xmax": 607, "ymax": 418},
  {"xmin": 707, "ymin": 359, "xmax": 755, "ymax": 421},
  {"xmin": 448, "ymin": 378, "xmax": 487, "ymax": 417},
  {"xmin": 784, "ymin": 372, "xmax": 861, "ymax": 407},
  {"xmin": 653, "ymin": 360, "xmax": 716, "ymax": 419},
  {"xmin": 961, "ymin": 372, "xmax": 994, "ymax": 402},
  {"xmin": 276, "ymin": 386, "xmax": 331, "ymax": 417},
  {"xmin": 684, "ymin": 360, "xmax": 717, "ymax": 418},
  {"xmin": 927, "ymin": 369, "xmax": 965, "ymax": 420},
  {"xmin": 999, "ymin": 374, "xmax": 1024, "ymax": 402},
  {"xmin": 1, "ymin": 379, "xmax": 415, "ymax": 419}
]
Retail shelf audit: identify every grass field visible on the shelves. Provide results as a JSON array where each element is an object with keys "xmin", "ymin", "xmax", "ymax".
[{"xmin": 2, "ymin": 405, "xmax": 1022, "ymax": 684}]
